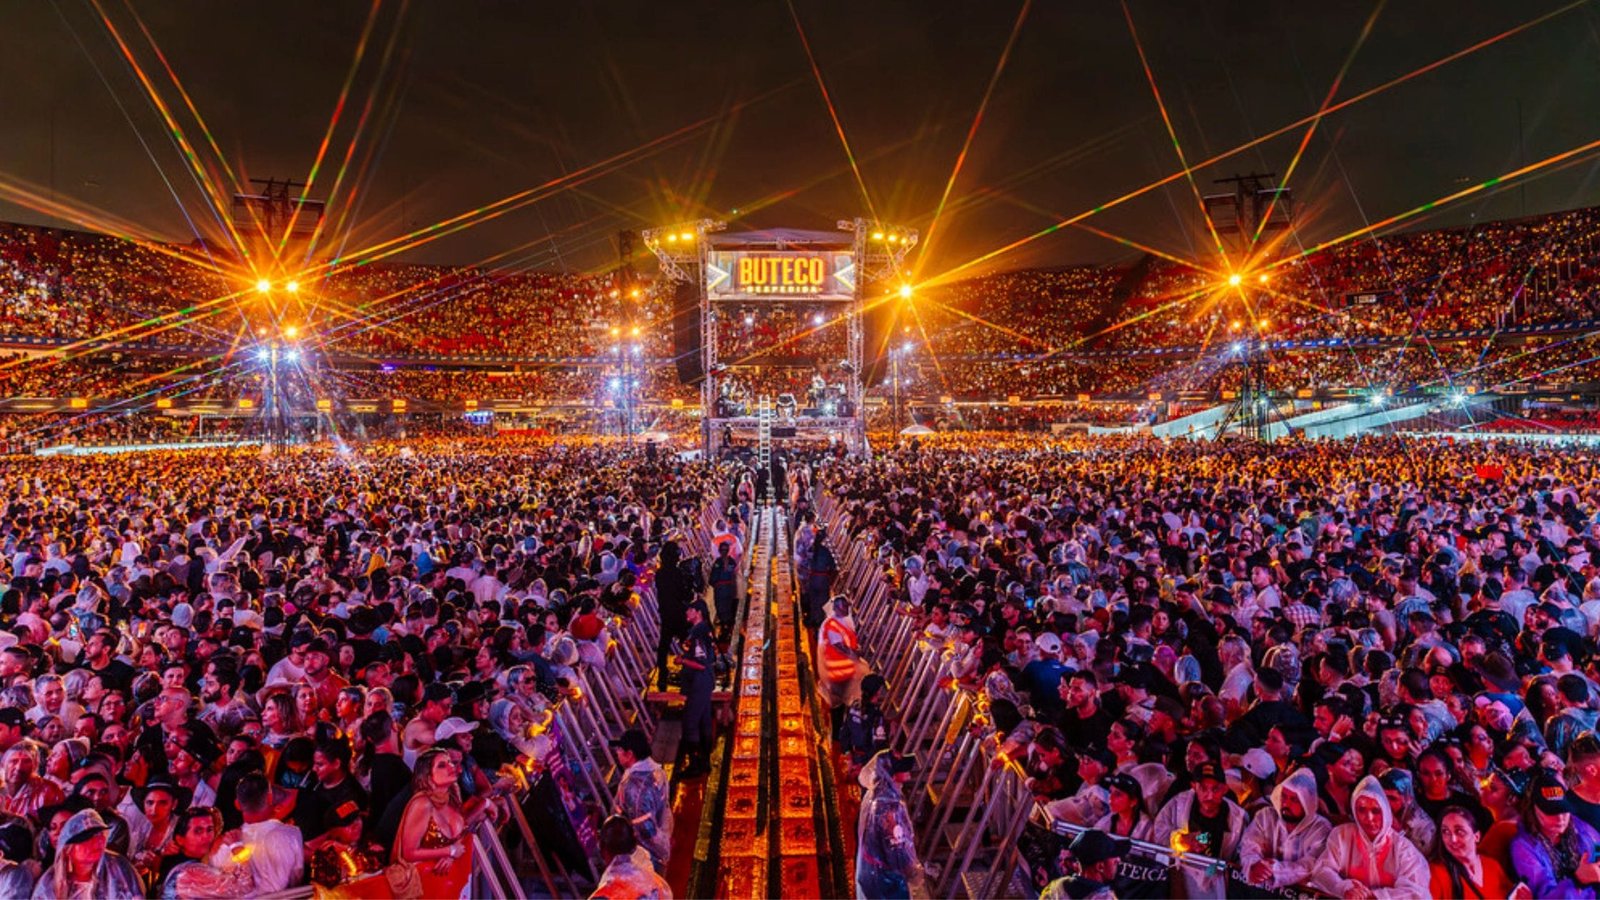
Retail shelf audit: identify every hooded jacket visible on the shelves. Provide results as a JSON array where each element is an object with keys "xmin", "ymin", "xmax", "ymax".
[
  {"xmin": 1311, "ymin": 775, "xmax": 1430, "ymax": 900},
  {"xmin": 855, "ymin": 751, "xmax": 923, "ymax": 900},
  {"xmin": 1237, "ymin": 768, "xmax": 1334, "ymax": 891}
]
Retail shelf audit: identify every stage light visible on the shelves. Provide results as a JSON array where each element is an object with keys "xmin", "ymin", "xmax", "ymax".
[
  {"xmin": 744, "ymin": 313, "xmax": 754, "ymax": 326},
  {"xmin": 1227, "ymin": 273, "xmax": 1242, "ymax": 287},
  {"xmin": 283, "ymin": 325, "xmax": 299, "ymax": 339},
  {"xmin": 631, "ymin": 344, "xmax": 642, "ymax": 356},
  {"xmin": 1257, "ymin": 273, "xmax": 1270, "ymax": 285},
  {"xmin": 257, "ymin": 347, "xmax": 272, "ymax": 362},
  {"xmin": 812, "ymin": 313, "xmax": 825, "ymax": 325},
  {"xmin": 902, "ymin": 342, "xmax": 913, "ymax": 353},
  {"xmin": 1370, "ymin": 393, "xmax": 1387, "ymax": 408},
  {"xmin": 610, "ymin": 326, "xmax": 621, "ymax": 337},
  {"xmin": 630, "ymin": 326, "xmax": 640, "ymax": 337},
  {"xmin": 899, "ymin": 284, "xmax": 914, "ymax": 299},
  {"xmin": 1258, "ymin": 318, "xmax": 1270, "ymax": 330},
  {"xmin": 609, "ymin": 377, "xmax": 622, "ymax": 391},
  {"xmin": 255, "ymin": 279, "xmax": 271, "ymax": 294},
  {"xmin": 1231, "ymin": 342, "xmax": 1245, "ymax": 355},
  {"xmin": 285, "ymin": 280, "xmax": 300, "ymax": 293},
  {"xmin": 871, "ymin": 231, "xmax": 885, "ymax": 241},
  {"xmin": 666, "ymin": 234, "xmax": 678, "ymax": 243},
  {"xmin": 679, "ymin": 232, "xmax": 694, "ymax": 242},
  {"xmin": 1450, "ymin": 391, "xmax": 1469, "ymax": 407},
  {"xmin": 284, "ymin": 348, "xmax": 302, "ymax": 363},
  {"xmin": 887, "ymin": 235, "xmax": 900, "ymax": 244},
  {"xmin": 630, "ymin": 289, "xmax": 641, "ymax": 299}
]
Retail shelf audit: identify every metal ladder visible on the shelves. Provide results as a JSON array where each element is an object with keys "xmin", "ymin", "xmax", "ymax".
[{"xmin": 756, "ymin": 395, "xmax": 773, "ymax": 471}]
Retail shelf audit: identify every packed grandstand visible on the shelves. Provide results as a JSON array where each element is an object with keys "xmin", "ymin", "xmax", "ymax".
[{"xmin": 3, "ymin": 202, "xmax": 1600, "ymax": 449}]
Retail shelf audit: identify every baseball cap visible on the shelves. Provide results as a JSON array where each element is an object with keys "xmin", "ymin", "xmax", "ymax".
[
  {"xmin": 1035, "ymin": 633, "xmax": 1063, "ymax": 655},
  {"xmin": 1192, "ymin": 761, "xmax": 1227, "ymax": 784},
  {"xmin": 1530, "ymin": 772, "xmax": 1574, "ymax": 815},
  {"xmin": 434, "ymin": 717, "xmax": 479, "ymax": 742},
  {"xmin": 1239, "ymin": 748, "xmax": 1276, "ymax": 781},
  {"xmin": 0, "ymin": 709, "xmax": 24, "ymax": 729},
  {"xmin": 57, "ymin": 810, "xmax": 109, "ymax": 849},
  {"xmin": 607, "ymin": 728, "xmax": 652, "ymax": 761},
  {"xmin": 1069, "ymin": 829, "xmax": 1130, "ymax": 865}
]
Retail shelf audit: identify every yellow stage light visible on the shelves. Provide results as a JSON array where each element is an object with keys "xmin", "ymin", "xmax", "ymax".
[
  {"xmin": 679, "ymin": 232, "xmax": 694, "ymax": 242},
  {"xmin": 630, "ymin": 288, "xmax": 641, "ymax": 299},
  {"xmin": 610, "ymin": 326, "xmax": 621, "ymax": 337},
  {"xmin": 255, "ymin": 279, "xmax": 271, "ymax": 294},
  {"xmin": 285, "ymin": 280, "xmax": 300, "ymax": 293},
  {"xmin": 887, "ymin": 235, "xmax": 899, "ymax": 244},
  {"xmin": 1257, "ymin": 273, "xmax": 1270, "ymax": 284},
  {"xmin": 898, "ymin": 284, "xmax": 914, "ymax": 299},
  {"xmin": 1227, "ymin": 273, "xmax": 1242, "ymax": 287},
  {"xmin": 871, "ymin": 231, "xmax": 885, "ymax": 241},
  {"xmin": 666, "ymin": 234, "xmax": 678, "ymax": 243},
  {"xmin": 283, "ymin": 325, "xmax": 299, "ymax": 339},
  {"xmin": 630, "ymin": 326, "xmax": 640, "ymax": 337}
]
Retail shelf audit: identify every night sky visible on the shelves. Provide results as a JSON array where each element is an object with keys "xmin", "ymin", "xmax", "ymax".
[{"xmin": 2, "ymin": 1, "xmax": 1598, "ymax": 279}]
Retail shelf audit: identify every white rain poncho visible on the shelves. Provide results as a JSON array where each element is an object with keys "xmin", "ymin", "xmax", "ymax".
[
  {"xmin": 1237, "ymin": 768, "xmax": 1334, "ymax": 892},
  {"xmin": 1310, "ymin": 775, "xmax": 1430, "ymax": 900}
]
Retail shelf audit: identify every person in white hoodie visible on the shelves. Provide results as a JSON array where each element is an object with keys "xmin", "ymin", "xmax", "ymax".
[
  {"xmin": 1311, "ymin": 774, "xmax": 1430, "ymax": 900},
  {"xmin": 1237, "ymin": 768, "xmax": 1333, "ymax": 894}
]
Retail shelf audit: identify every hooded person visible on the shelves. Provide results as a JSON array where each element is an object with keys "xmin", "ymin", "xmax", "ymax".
[
  {"xmin": 855, "ymin": 751, "xmax": 923, "ymax": 900},
  {"xmin": 1237, "ymin": 767, "xmax": 1334, "ymax": 893},
  {"xmin": 1311, "ymin": 774, "xmax": 1431, "ymax": 899},
  {"xmin": 30, "ymin": 809, "xmax": 143, "ymax": 900},
  {"xmin": 1152, "ymin": 761, "xmax": 1249, "ymax": 898}
]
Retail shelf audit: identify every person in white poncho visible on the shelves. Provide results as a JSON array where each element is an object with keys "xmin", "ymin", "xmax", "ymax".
[
  {"xmin": 1311, "ymin": 774, "xmax": 1430, "ymax": 900},
  {"xmin": 1237, "ymin": 767, "xmax": 1333, "ymax": 893}
]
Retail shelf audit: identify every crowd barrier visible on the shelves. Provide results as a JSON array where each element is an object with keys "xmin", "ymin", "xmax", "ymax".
[
  {"xmin": 456, "ymin": 497, "xmax": 728, "ymax": 897},
  {"xmin": 813, "ymin": 491, "xmax": 1233, "ymax": 899}
]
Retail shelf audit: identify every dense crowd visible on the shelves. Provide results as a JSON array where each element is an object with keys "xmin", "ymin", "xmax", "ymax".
[
  {"xmin": 0, "ymin": 438, "xmax": 725, "ymax": 898},
  {"xmin": 819, "ymin": 433, "xmax": 1600, "ymax": 898}
]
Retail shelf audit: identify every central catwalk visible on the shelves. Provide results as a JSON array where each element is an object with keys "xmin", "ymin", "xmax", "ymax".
[{"xmin": 680, "ymin": 504, "xmax": 852, "ymax": 898}]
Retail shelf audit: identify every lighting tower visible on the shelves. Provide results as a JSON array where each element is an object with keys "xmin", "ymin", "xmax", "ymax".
[{"xmin": 1204, "ymin": 173, "xmax": 1294, "ymax": 441}]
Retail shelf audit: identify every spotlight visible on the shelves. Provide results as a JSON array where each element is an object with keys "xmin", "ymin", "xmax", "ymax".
[
  {"xmin": 902, "ymin": 342, "xmax": 913, "ymax": 353},
  {"xmin": 257, "ymin": 347, "xmax": 272, "ymax": 362},
  {"xmin": 744, "ymin": 313, "xmax": 755, "ymax": 326},
  {"xmin": 283, "ymin": 325, "xmax": 299, "ymax": 339},
  {"xmin": 284, "ymin": 348, "xmax": 302, "ymax": 363},
  {"xmin": 666, "ymin": 234, "xmax": 678, "ymax": 244},
  {"xmin": 255, "ymin": 279, "xmax": 271, "ymax": 294},
  {"xmin": 1230, "ymin": 342, "xmax": 1245, "ymax": 355},
  {"xmin": 285, "ymin": 280, "xmax": 300, "ymax": 293},
  {"xmin": 631, "ymin": 344, "xmax": 642, "ymax": 356},
  {"xmin": 1450, "ymin": 391, "xmax": 1469, "ymax": 407},
  {"xmin": 609, "ymin": 377, "xmax": 622, "ymax": 391},
  {"xmin": 1257, "ymin": 273, "xmax": 1270, "ymax": 285},
  {"xmin": 1370, "ymin": 393, "xmax": 1387, "ymax": 408},
  {"xmin": 899, "ymin": 284, "xmax": 914, "ymax": 299},
  {"xmin": 679, "ymin": 232, "xmax": 694, "ymax": 242},
  {"xmin": 871, "ymin": 231, "xmax": 885, "ymax": 241},
  {"xmin": 630, "ymin": 326, "xmax": 640, "ymax": 337},
  {"xmin": 1227, "ymin": 273, "xmax": 1242, "ymax": 287}
]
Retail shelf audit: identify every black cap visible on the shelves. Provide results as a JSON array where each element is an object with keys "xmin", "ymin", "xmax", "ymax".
[
  {"xmin": 1103, "ymin": 772, "xmax": 1141, "ymax": 797},
  {"xmin": 608, "ymin": 728, "xmax": 652, "ymax": 761},
  {"xmin": 423, "ymin": 683, "xmax": 455, "ymax": 704},
  {"xmin": 860, "ymin": 674, "xmax": 887, "ymax": 701},
  {"xmin": 1531, "ymin": 772, "xmax": 1574, "ymax": 814},
  {"xmin": 1076, "ymin": 745, "xmax": 1115, "ymax": 769},
  {"xmin": 1070, "ymin": 829, "xmax": 1130, "ymax": 865},
  {"xmin": 0, "ymin": 708, "xmax": 24, "ymax": 729},
  {"xmin": 886, "ymin": 753, "xmax": 915, "ymax": 775},
  {"xmin": 1192, "ymin": 761, "xmax": 1226, "ymax": 785}
]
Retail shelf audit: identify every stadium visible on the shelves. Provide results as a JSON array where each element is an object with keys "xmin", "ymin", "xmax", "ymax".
[{"xmin": 2, "ymin": 2, "xmax": 1600, "ymax": 899}]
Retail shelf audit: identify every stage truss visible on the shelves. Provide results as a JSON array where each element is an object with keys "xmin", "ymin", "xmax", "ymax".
[{"xmin": 645, "ymin": 218, "xmax": 916, "ymax": 457}]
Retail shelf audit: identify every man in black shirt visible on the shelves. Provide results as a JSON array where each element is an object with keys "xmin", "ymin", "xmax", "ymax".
[
  {"xmin": 306, "ymin": 737, "xmax": 367, "ymax": 846},
  {"xmin": 1056, "ymin": 670, "xmax": 1114, "ymax": 753},
  {"xmin": 84, "ymin": 629, "xmax": 136, "ymax": 694}
]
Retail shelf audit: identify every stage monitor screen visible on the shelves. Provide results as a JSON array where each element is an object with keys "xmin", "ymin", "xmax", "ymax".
[{"xmin": 705, "ymin": 250, "xmax": 856, "ymax": 300}]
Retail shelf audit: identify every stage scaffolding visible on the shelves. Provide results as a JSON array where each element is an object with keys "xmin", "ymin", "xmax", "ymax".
[{"xmin": 645, "ymin": 218, "xmax": 916, "ymax": 457}]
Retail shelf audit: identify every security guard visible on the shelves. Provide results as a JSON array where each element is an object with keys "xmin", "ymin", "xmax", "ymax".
[
  {"xmin": 839, "ymin": 673, "xmax": 890, "ymax": 775},
  {"xmin": 675, "ymin": 600, "xmax": 716, "ymax": 777}
]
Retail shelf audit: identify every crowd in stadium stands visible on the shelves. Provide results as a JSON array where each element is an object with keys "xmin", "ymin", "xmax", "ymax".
[
  {"xmin": 714, "ymin": 306, "xmax": 847, "ymax": 363},
  {"xmin": 814, "ymin": 433, "xmax": 1600, "ymax": 899}
]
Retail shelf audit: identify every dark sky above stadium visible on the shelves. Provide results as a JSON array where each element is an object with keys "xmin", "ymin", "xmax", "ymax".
[{"xmin": 3, "ymin": 1, "xmax": 1599, "ymax": 280}]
